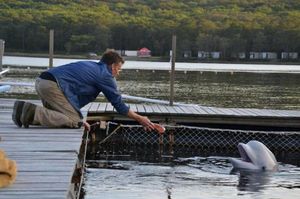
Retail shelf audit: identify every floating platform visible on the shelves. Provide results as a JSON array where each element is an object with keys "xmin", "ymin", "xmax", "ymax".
[
  {"xmin": 85, "ymin": 102, "xmax": 300, "ymax": 129},
  {"xmin": 84, "ymin": 102, "xmax": 300, "ymax": 165}
]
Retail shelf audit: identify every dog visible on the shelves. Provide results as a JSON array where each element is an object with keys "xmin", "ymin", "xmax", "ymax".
[{"xmin": 0, "ymin": 150, "xmax": 17, "ymax": 188}]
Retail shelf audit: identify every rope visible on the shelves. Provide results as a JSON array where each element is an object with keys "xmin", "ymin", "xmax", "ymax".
[
  {"xmin": 76, "ymin": 122, "xmax": 99, "ymax": 199},
  {"xmin": 99, "ymin": 123, "xmax": 122, "ymax": 145}
]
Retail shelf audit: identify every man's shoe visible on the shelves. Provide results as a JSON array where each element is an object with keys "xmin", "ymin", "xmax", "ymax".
[
  {"xmin": 20, "ymin": 102, "xmax": 37, "ymax": 128},
  {"xmin": 12, "ymin": 100, "xmax": 25, "ymax": 127}
]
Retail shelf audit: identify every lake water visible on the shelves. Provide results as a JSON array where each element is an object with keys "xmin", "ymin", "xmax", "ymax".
[
  {"xmin": 84, "ymin": 157, "xmax": 300, "ymax": 199},
  {"xmin": 2, "ymin": 70, "xmax": 300, "ymax": 110},
  {"xmin": 2, "ymin": 56, "xmax": 300, "ymax": 199}
]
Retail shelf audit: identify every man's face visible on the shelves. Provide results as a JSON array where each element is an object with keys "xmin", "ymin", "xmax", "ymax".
[{"xmin": 111, "ymin": 62, "xmax": 123, "ymax": 77}]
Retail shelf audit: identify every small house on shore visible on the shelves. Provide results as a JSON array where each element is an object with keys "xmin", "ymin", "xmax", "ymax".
[
  {"xmin": 281, "ymin": 52, "xmax": 298, "ymax": 59},
  {"xmin": 250, "ymin": 52, "xmax": 277, "ymax": 60},
  {"xmin": 138, "ymin": 48, "xmax": 151, "ymax": 57},
  {"xmin": 198, "ymin": 51, "xmax": 221, "ymax": 59}
]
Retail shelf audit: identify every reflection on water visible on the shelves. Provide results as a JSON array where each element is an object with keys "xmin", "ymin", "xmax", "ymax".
[
  {"xmin": 235, "ymin": 170, "xmax": 272, "ymax": 193},
  {"xmin": 84, "ymin": 157, "xmax": 300, "ymax": 199},
  {"xmin": 2, "ymin": 71, "xmax": 300, "ymax": 110},
  {"xmin": 117, "ymin": 71, "xmax": 300, "ymax": 110}
]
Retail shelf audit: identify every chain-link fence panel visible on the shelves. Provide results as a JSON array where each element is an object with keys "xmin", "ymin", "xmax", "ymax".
[{"xmin": 95, "ymin": 122, "xmax": 300, "ymax": 161}]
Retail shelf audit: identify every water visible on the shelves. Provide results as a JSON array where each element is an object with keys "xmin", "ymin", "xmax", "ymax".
[
  {"xmin": 2, "ymin": 70, "xmax": 300, "ymax": 110},
  {"xmin": 117, "ymin": 71, "xmax": 300, "ymax": 110},
  {"xmin": 84, "ymin": 157, "xmax": 300, "ymax": 199},
  {"xmin": 2, "ymin": 56, "xmax": 300, "ymax": 109},
  {"xmin": 2, "ymin": 57, "xmax": 300, "ymax": 198}
]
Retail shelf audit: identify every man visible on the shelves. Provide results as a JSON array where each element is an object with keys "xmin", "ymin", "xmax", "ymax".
[{"xmin": 12, "ymin": 50, "xmax": 156, "ymax": 131}]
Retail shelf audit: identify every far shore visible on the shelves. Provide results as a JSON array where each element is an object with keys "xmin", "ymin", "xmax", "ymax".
[{"xmin": 4, "ymin": 52, "xmax": 300, "ymax": 65}]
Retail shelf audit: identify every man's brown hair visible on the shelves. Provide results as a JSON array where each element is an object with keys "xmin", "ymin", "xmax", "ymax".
[{"xmin": 100, "ymin": 50, "xmax": 124, "ymax": 66}]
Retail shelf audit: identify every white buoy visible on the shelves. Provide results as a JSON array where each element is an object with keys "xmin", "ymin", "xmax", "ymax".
[{"xmin": 0, "ymin": 85, "xmax": 11, "ymax": 93}]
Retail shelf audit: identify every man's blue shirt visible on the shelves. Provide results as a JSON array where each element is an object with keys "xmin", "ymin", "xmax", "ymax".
[{"xmin": 48, "ymin": 61, "xmax": 129, "ymax": 118}]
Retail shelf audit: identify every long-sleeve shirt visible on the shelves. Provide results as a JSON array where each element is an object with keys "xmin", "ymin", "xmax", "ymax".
[{"xmin": 48, "ymin": 61, "xmax": 129, "ymax": 118}]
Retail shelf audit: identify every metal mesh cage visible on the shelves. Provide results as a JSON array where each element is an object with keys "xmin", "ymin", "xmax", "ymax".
[{"xmin": 96, "ymin": 122, "xmax": 300, "ymax": 160}]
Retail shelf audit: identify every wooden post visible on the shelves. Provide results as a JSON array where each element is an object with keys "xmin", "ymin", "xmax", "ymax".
[
  {"xmin": 169, "ymin": 35, "xmax": 176, "ymax": 106},
  {"xmin": 0, "ymin": 39, "xmax": 4, "ymax": 72},
  {"xmin": 49, "ymin": 29, "xmax": 54, "ymax": 68}
]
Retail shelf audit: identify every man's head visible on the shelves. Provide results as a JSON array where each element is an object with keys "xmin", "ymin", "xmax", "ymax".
[{"xmin": 101, "ymin": 50, "xmax": 124, "ymax": 77}]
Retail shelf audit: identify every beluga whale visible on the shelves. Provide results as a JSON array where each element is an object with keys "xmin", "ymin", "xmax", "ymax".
[{"xmin": 230, "ymin": 140, "xmax": 278, "ymax": 171}]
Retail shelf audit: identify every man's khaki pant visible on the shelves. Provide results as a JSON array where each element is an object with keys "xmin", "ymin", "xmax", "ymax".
[{"xmin": 33, "ymin": 78, "xmax": 81, "ymax": 128}]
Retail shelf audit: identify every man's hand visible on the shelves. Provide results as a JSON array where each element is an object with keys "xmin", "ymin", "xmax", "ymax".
[
  {"xmin": 127, "ymin": 109, "xmax": 165, "ymax": 133},
  {"xmin": 153, "ymin": 123, "xmax": 165, "ymax": 134},
  {"xmin": 83, "ymin": 121, "xmax": 91, "ymax": 132},
  {"xmin": 127, "ymin": 110, "xmax": 155, "ymax": 131},
  {"xmin": 138, "ymin": 115, "xmax": 156, "ymax": 131}
]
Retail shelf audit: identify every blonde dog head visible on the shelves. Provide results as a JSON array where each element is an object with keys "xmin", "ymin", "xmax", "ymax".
[{"xmin": 0, "ymin": 150, "xmax": 17, "ymax": 188}]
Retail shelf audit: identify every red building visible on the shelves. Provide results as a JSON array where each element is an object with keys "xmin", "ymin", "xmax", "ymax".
[{"xmin": 137, "ymin": 47, "xmax": 151, "ymax": 57}]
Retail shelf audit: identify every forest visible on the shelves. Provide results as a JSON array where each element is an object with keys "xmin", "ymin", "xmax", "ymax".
[{"xmin": 0, "ymin": 0, "xmax": 300, "ymax": 60}]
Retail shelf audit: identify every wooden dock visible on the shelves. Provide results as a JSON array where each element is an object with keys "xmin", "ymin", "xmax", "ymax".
[
  {"xmin": 1, "ymin": 98, "xmax": 300, "ymax": 198},
  {"xmin": 86, "ymin": 102, "xmax": 300, "ymax": 129},
  {"xmin": 0, "ymin": 99, "xmax": 85, "ymax": 199}
]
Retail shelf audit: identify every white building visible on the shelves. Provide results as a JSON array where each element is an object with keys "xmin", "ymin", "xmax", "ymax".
[
  {"xmin": 250, "ymin": 52, "xmax": 277, "ymax": 60},
  {"xmin": 198, "ymin": 51, "xmax": 221, "ymax": 59},
  {"xmin": 281, "ymin": 52, "xmax": 298, "ymax": 59},
  {"xmin": 198, "ymin": 51, "xmax": 209, "ymax": 59},
  {"xmin": 183, "ymin": 50, "xmax": 192, "ymax": 58},
  {"xmin": 116, "ymin": 50, "xmax": 138, "ymax": 57},
  {"xmin": 211, "ymin": 52, "xmax": 221, "ymax": 59}
]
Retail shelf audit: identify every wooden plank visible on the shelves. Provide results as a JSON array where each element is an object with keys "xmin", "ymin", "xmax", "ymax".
[
  {"xmin": 266, "ymin": 109, "xmax": 291, "ymax": 117},
  {"xmin": 143, "ymin": 104, "xmax": 154, "ymax": 113},
  {"xmin": 217, "ymin": 108, "xmax": 238, "ymax": 116},
  {"xmin": 175, "ymin": 106, "xmax": 192, "ymax": 114},
  {"xmin": 200, "ymin": 106, "xmax": 217, "ymax": 114},
  {"xmin": 2, "ymin": 177, "xmax": 70, "ymax": 183},
  {"xmin": 150, "ymin": 105, "xmax": 161, "ymax": 113},
  {"xmin": 6, "ymin": 153, "xmax": 77, "ymax": 161},
  {"xmin": 172, "ymin": 106, "xmax": 185, "ymax": 114},
  {"xmin": 165, "ymin": 106, "xmax": 178, "ymax": 114},
  {"xmin": 283, "ymin": 110, "xmax": 300, "ymax": 117},
  {"xmin": 184, "ymin": 106, "xmax": 200, "ymax": 114},
  {"xmin": 252, "ymin": 109, "xmax": 274, "ymax": 117},
  {"xmin": 226, "ymin": 108, "xmax": 250, "ymax": 116},
  {"xmin": 105, "ymin": 103, "xmax": 114, "ymax": 112},
  {"xmin": 216, "ymin": 108, "xmax": 241, "ymax": 116},
  {"xmin": 0, "ymin": 182, "xmax": 69, "ymax": 190},
  {"xmin": 0, "ymin": 142, "xmax": 81, "ymax": 152},
  {"xmin": 157, "ymin": 104, "xmax": 169, "ymax": 113},
  {"xmin": 191, "ymin": 106, "xmax": 209, "ymax": 114},
  {"xmin": 0, "ymin": 194, "xmax": 65, "ymax": 199},
  {"xmin": 97, "ymin": 102, "xmax": 107, "ymax": 112},
  {"xmin": 88, "ymin": 102, "xmax": 99, "ymax": 113},
  {"xmin": 230, "ymin": 108, "xmax": 254, "ymax": 116},
  {"xmin": 0, "ymin": 128, "xmax": 83, "ymax": 135},
  {"xmin": 208, "ymin": 107, "xmax": 229, "ymax": 115},
  {"xmin": 136, "ymin": 104, "xmax": 146, "ymax": 113},
  {"xmin": 0, "ymin": 137, "xmax": 82, "ymax": 142},
  {"xmin": 80, "ymin": 103, "xmax": 92, "ymax": 112},
  {"xmin": 0, "ymin": 132, "xmax": 81, "ymax": 137},
  {"xmin": 128, "ymin": 103, "xmax": 138, "ymax": 112}
]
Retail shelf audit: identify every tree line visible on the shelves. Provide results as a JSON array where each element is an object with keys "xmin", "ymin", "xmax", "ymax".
[{"xmin": 0, "ymin": 0, "xmax": 299, "ymax": 60}]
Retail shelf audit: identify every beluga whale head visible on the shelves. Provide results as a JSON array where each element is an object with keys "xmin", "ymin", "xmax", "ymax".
[{"xmin": 229, "ymin": 140, "xmax": 278, "ymax": 171}]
